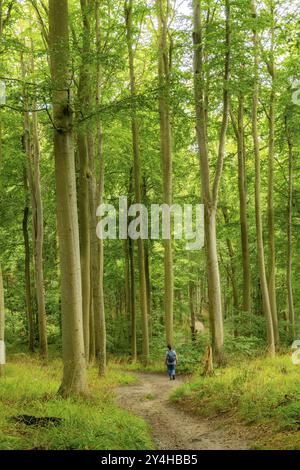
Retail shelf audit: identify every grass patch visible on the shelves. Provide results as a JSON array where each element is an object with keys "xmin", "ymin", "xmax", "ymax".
[
  {"xmin": 112, "ymin": 359, "xmax": 166, "ymax": 374},
  {"xmin": 0, "ymin": 355, "xmax": 153, "ymax": 450},
  {"xmin": 170, "ymin": 354, "xmax": 300, "ymax": 449}
]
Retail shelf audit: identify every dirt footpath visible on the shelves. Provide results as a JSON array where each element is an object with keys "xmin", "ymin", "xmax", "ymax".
[{"xmin": 115, "ymin": 372, "xmax": 248, "ymax": 450}]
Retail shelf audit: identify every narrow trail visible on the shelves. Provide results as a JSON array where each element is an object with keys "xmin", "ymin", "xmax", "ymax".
[{"xmin": 115, "ymin": 372, "xmax": 248, "ymax": 450}]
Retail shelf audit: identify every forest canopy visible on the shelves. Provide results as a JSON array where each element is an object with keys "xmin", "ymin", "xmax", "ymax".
[{"xmin": 0, "ymin": 0, "xmax": 299, "ymax": 406}]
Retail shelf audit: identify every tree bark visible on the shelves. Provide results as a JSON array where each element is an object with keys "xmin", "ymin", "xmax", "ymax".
[
  {"xmin": 93, "ymin": 0, "xmax": 106, "ymax": 375},
  {"xmin": 266, "ymin": 4, "xmax": 279, "ymax": 346},
  {"xmin": 21, "ymin": 50, "xmax": 48, "ymax": 360},
  {"xmin": 251, "ymin": 0, "xmax": 275, "ymax": 357},
  {"xmin": 129, "ymin": 236, "xmax": 137, "ymax": 360},
  {"xmin": 125, "ymin": 0, "xmax": 149, "ymax": 360},
  {"xmin": 32, "ymin": 93, "xmax": 48, "ymax": 361},
  {"xmin": 193, "ymin": 0, "xmax": 231, "ymax": 362},
  {"xmin": 49, "ymin": 0, "xmax": 88, "ymax": 396},
  {"xmin": 222, "ymin": 207, "xmax": 239, "ymax": 323},
  {"xmin": 124, "ymin": 238, "xmax": 131, "ymax": 319},
  {"xmin": 189, "ymin": 281, "xmax": 196, "ymax": 341},
  {"xmin": 230, "ymin": 95, "xmax": 251, "ymax": 313},
  {"xmin": 285, "ymin": 117, "xmax": 295, "ymax": 338},
  {"xmin": 157, "ymin": 0, "xmax": 173, "ymax": 347},
  {"xmin": 22, "ymin": 174, "xmax": 35, "ymax": 353},
  {"xmin": 77, "ymin": 0, "xmax": 92, "ymax": 360}
]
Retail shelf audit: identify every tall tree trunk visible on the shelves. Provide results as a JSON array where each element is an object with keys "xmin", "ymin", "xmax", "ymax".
[
  {"xmin": 125, "ymin": 0, "xmax": 149, "ymax": 360},
  {"xmin": 285, "ymin": 118, "xmax": 295, "ymax": 338},
  {"xmin": 21, "ymin": 50, "xmax": 48, "ymax": 359},
  {"xmin": 266, "ymin": 4, "xmax": 279, "ymax": 346},
  {"xmin": 142, "ymin": 178, "xmax": 152, "ymax": 333},
  {"xmin": 222, "ymin": 207, "xmax": 239, "ymax": 318},
  {"xmin": 251, "ymin": 0, "xmax": 275, "ymax": 357},
  {"xmin": 32, "ymin": 96, "xmax": 48, "ymax": 361},
  {"xmin": 230, "ymin": 94, "xmax": 251, "ymax": 313},
  {"xmin": 157, "ymin": 0, "xmax": 173, "ymax": 346},
  {"xmin": 129, "ymin": 236, "xmax": 137, "ymax": 360},
  {"xmin": 193, "ymin": 0, "xmax": 231, "ymax": 362},
  {"xmin": 89, "ymin": 293, "xmax": 95, "ymax": 363},
  {"xmin": 77, "ymin": 0, "xmax": 92, "ymax": 359},
  {"xmin": 93, "ymin": 0, "xmax": 106, "ymax": 375},
  {"xmin": 144, "ymin": 241, "xmax": 151, "ymax": 337},
  {"xmin": 124, "ymin": 238, "xmax": 131, "ymax": 319},
  {"xmin": 127, "ymin": 171, "xmax": 137, "ymax": 360},
  {"xmin": 189, "ymin": 281, "xmax": 196, "ymax": 341},
  {"xmin": 22, "ymin": 170, "xmax": 35, "ymax": 353},
  {"xmin": 49, "ymin": 0, "xmax": 88, "ymax": 396}
]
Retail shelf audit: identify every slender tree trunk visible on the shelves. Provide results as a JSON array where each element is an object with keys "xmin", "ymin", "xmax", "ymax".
[
  {"xmin": 222, "ymin": 207, "xmax": 239, "ymax": 318},
  {"xmin": 266, "ymin": 6, "xmax": 279, "ymax": 346},
  {"xmin": 21, "ymin": 50, "xmax": 48, "ymax": 359},
  {"xmin": 193, "ymin": 0, "xmax": 231, "ymax": 362},
  {"xmin": 129, "ymin": 236, "xmax": 137, "ymax": 360},
  {"xmin": 286, "ymin": 119, "xmax": 295, "ymax": 338},
  {"xmin": 144, "ymin": 241, "xmax": 151, "ymax": 336},
  {"xmin": 251, "ymin": 0, "xmax": 275, "ymax": 357},
  {"xmin": 21, "ymin": 82, "xmax": 35, "ymax": 352},
  {"xmin": 94, "ymin": 0, "xmax": 106, "ymax": 375},
  {"xmin": 49, "ymin": 0, "xmax": 88, "ymax": 396},
  {"xmin": 22, "ymin": 173, "xmax": 35, "ymax": 353},
  {"xmin": 88, "ymin": 134, "xmax": 97, "ymax": 367},
  {"xmin": 124, "ymin": 238, "xmax": 131, "ymax": 319},
  {"xmin": 127, "ymin": 171, "xmax": 137, "ymax": 360},
  {"xmin": 89, "ymin": 293, "xmax": 95, "ymax": 363},
  {"xmin": 78, "ymin": 130, "xmax": 91, "ymax": 360},
  {"xmin": 77, "ymin": 0, "xmax": 92, "ymax": 360},
  {"xmin": 231, "ymin": 95, "xmax": 251, "ymax": 313},
  {"xmin": 189, "ymin": 281, "xmax": 196, "ymax": 341},
  {"xmin": 32, "ymin": 97, "xmax": 48, "ymax": 361},
  {"xmin": 125, "ymin": 0, "xmax": 149, "ymax": 360},
  {"xmin": 142, "ymin": 178, "xmax": 152, "ymax": 333},
  {"xmin": 157, "ymin": 0, "xmax": 173, "ymax": 347}
]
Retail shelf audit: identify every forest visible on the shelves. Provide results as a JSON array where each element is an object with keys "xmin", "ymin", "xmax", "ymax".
[{"xmin": 0, "ymin": 0, "xmax": 300, "ymax": 452}]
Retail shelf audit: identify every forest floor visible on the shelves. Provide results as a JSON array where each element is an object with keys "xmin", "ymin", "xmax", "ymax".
[
  {"xmin": 0, "ymin": 356, "xmax": 153, "ymax": 450},
  {"xmin": 115, "ymin": 371, "xmax": 248, "ymax": 450}
]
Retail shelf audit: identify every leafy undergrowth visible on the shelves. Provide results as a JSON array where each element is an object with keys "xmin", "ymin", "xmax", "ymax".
[
  {"xmin": 0, "ymin": 355, "xmax": 153, "ymax": 450},
  {"xmin": 170, "ymin": 354, "xmax": 300, "ymax": 449},
  {"xmin": 110, "ymin": 337, "xmax": 209, "ymax": 375}
]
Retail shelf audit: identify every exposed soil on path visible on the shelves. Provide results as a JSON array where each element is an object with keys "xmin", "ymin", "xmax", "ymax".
[{"xmin": 115, "ymin": 372, "xmax": 248, "ymax": 450}]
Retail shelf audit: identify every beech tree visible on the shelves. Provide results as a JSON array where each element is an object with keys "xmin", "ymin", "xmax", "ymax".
[
  {"xmin": 49, "ymin": 0, "xmax": 88, "ymax": 396},
  {"xmin": 78, "ymin": 0, "xmax": 92, "ymax": 360},
  {"xmin": 92, "ymin": 0, "xmax": 106, "ymax": 374},
  {"xmin": 192, "ymin": 0, "xmax": 231, "ymax": 362},
  {"xmin": 125, "ymin": 0, "xmax": 149, "ymax": 360},
  {"xmin": 251, "ymin": 0, "xmax": 275, "ymax": 357},
  {"xmin": 157, "ymin": 0, "xmax": 174, "ymax": 347}
]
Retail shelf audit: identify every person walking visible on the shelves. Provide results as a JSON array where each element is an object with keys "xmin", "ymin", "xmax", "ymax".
[{"xmin": 165, "ymin": 344, "xmax": 177, "ymax": 380}]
